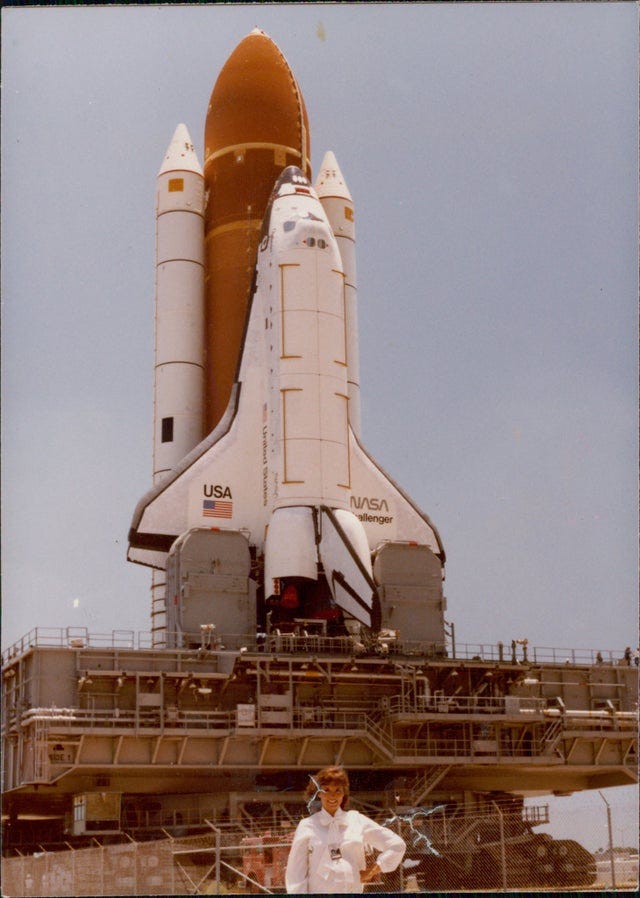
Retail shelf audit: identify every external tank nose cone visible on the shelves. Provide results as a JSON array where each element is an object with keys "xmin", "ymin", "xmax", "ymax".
[{"xmin": 204, "ymin": 30, "xmax": 310, "ymax": 176}]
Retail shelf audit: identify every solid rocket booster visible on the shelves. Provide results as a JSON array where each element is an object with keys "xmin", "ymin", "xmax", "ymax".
[
  {"xmin": 152, "ymin": 125, "xmax": 204, "ymax": 641},
  {"xmin": 203, "ymin": 29, "xmax": 311, "ymax": 433},
  {"xmin": 154, "ymin": 124, "xmax": 205, "ymax": 479},
  {"xmin": 315, "ymin": 151, "xmax": 361, "ymax": 437}
]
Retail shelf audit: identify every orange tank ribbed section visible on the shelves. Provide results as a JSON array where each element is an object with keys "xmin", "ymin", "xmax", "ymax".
[{"xmin": 203, "ymin": 30, "xmax": 311, "ymax": 433}]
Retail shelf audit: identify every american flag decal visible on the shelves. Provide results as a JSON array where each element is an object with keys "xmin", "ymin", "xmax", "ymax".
[{"xmin": 202, "ymin": 499, "xmax": 233, "ymax": 519}]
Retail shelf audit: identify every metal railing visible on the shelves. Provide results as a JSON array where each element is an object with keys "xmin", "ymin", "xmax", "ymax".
[
  {"xmin": 386, "ymin": 693, "xmax": 547, "ymax": 715},
  {"xmin": 3, "ymin": 626, "xmax": 633, "ymax": 668}
]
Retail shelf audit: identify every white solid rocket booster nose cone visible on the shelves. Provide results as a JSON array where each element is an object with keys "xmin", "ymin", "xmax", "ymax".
[
  {"xmin": 314, "ymin": 150, "xmax": 352, "ymax": 202},
  {"xmin": 159, "ymin": 123, "xmax": 203, "ymax": 176}
]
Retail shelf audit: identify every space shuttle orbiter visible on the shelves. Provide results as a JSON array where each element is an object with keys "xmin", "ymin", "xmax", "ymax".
[{"xmin": 128, "ymin": 30, "xmax": 445, "ymax": 645}]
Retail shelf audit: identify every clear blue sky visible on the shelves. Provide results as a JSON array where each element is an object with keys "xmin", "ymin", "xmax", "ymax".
[{"xmin": 1, "ymin": 1, "xmax": 637, "ymax": 847}]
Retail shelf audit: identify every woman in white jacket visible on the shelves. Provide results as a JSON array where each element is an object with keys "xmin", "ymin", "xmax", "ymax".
[{"xmin": 285, "ymin": 766, "xmax": 406, "ymax": 894}]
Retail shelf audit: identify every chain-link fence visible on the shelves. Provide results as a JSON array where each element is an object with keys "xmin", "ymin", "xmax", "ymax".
[
  {"xmin": 2, "ymin": 799, "xmax": 638, "ymax": 895},
  {"xmin": 0, "ymin": 839, "xmax": 186, "ymax": 897}
]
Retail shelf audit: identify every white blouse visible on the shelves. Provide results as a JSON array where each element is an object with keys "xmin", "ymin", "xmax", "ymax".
[{"xmin": 285, "ymin": 807, "xmax": 406, "ymax": 894}]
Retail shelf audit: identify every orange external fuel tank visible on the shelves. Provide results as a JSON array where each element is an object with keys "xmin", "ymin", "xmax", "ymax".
[{"xmin": 203, "ymin": 29, "xmax": 312, "ymax": 432}]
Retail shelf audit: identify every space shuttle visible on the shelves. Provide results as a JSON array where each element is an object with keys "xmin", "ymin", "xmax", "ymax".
[{"xmin": 128, "ymin": 30, "xmax": 445, "ymax": 648}]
